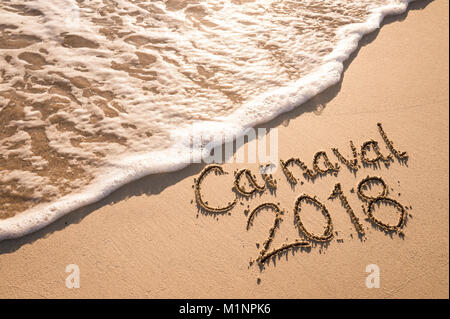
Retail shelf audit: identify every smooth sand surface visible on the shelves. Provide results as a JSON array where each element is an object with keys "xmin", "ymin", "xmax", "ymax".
[{"xmin": 0, "ymin": 0, "xmax": 448, "ymax": 298}]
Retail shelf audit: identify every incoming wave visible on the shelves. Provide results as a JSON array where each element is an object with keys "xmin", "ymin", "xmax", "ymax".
[{"xmin": 0, "ymin": 0, "xmax": 414, "ymax": 240}]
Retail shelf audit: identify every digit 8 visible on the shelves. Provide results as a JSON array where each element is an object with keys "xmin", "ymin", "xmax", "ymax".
[
  {"xmin": 358, "ymin": 176, "xmax": 406, "ymax": 232},
  {"xmin": 357, "ymin": 176, "xmax": 387, "ymax": 202}
]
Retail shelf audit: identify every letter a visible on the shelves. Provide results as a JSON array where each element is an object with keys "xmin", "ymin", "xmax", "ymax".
[
  {"xmin": 365, "ymin": 264, "xmax": 380, "ymax": 288},
  {"xmin": 65, "ymin": 264, "xmax": 80, "ymax": 289}
]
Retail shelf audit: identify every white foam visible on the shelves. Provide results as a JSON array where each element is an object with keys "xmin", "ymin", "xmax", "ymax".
[{"xmin": 0, "ymin": 0, "xmax": 415, "ymax": 241}]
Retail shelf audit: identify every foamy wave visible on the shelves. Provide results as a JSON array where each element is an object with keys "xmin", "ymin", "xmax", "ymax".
[{"xmin": 0, "ymin": 0, "xmax": 414, "ymax": 240}]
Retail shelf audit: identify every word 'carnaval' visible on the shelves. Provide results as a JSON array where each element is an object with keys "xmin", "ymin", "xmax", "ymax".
[{"xmin": 194, "ymin": 123, "xmax": 407, "ymax": 212}]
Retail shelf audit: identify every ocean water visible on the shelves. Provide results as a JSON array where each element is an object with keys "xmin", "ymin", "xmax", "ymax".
[{"xmin": 0, "ymin": 0, "xmax": 413, "ymax": 240}]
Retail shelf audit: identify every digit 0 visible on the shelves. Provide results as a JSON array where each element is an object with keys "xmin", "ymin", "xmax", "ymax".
[{"xmin": 293, "ymin": 195, "xmax": 334, "ymax": 242}]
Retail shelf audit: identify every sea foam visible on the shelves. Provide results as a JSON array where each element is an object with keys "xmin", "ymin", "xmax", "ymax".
[{"xmin": 0, "ymin": 0, "xmax": 414, "ymax": 240}]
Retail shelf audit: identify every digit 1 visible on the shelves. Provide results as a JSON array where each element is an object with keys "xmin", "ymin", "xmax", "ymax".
[{"xmin": 329, "ymin": 183, "xmax": 365, "ymax": 235}]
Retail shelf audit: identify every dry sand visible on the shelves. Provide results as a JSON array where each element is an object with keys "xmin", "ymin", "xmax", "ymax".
[{"xmin": 0, "ymin": 0, "xmax": 448, "ymax": 298}]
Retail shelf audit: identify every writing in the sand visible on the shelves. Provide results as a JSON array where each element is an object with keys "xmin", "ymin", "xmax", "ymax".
[{"xmin": 193, "ymin": 123, "xmax": 410, "ymax": 266}]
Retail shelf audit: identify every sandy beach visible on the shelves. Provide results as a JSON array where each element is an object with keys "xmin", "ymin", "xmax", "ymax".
[{"xmin": 0, "ymin": 0, "xmax": 448, "ymax": 298}]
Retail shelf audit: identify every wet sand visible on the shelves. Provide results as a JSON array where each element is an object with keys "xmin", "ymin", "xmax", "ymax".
[{"xmin": 0, "ymin": 0, "xmax": 448, "ymax": 298}]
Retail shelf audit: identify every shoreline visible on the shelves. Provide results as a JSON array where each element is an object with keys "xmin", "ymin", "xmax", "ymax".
[
  {"xmin": 0, "ymin": 0, "xmax": 416, "ymax": 241},
  {"xmin": 0, "ymin": 0, "xmax": 448, "ymax": 298}
]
